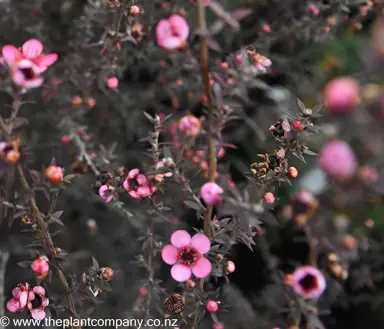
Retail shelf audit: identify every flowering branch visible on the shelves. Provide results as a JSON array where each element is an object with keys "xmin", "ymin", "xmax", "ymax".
[{"xmin": 0, "ymin": 96, "xmax": 80, "ymax": 328}]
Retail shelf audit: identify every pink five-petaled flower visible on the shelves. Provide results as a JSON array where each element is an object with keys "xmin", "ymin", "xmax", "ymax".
[
  {"xmin": 123, "ymin": 169, "xmax": 156, "ymax": 198},
  {"xmin": 319, "ymin": 140, "xmax": 358, "ymax": 181},
  {"xmin": 156, "ymin": 15, "xmax": 189, "ymax": 50},
  {"xmin": 162, "ymin": 230, "xmax": 212, "ymax": 282},
  {"xmin": 1, "ymin": 39, "xmax": 58, "ymax": 89},
  {"xmin": 6, "ymin": 283, "xmax": 30, "ymax": 313},
  {"xmin": 200, "ymin": 182, "xmax": 224, "ymax": 206},
  {"xmin": 99, "ymin": 185, "xmax": 114, "ymax": 202},
  {"xmin": 27, "ymin": 286, "xmax": 49, "ymax": 320},
  {"xmin": 285, "ymin": 266, "xmax": 326, "ymax": 299}
]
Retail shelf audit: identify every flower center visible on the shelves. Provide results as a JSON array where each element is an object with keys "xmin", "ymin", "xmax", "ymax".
[
  {"xmin": 178, "ymin": 246, "xmax": 198, "ymax": 266},
  {"xmin": 20, "ymin": 68, "xmax": 35, "ymax": 80},
  {"xmin": 268, "ymin": 155, "xmax": 280, "ymax": 169},
  {"xmin": 128, "ymin": 179, "xmax": 139, "ymax": 190},
  {"xmin": 299, "ymin": 274, "xmax": 318, "ymax": 292},
  {"xmin": 31, "ymin": 294, "xmax": 42, "ymax": 309},
  {"xmin": 171, "ymin": 25, "xmax": 180, "ymax": 37}
]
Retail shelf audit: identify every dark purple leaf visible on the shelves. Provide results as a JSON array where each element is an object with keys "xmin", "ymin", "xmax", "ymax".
[
  {"xmin": 231, "ymin": 8, "xmax": 253, "ymax": 21},
  {"xmin": 183, "ymin": 200, "xmax": 201, "ymax": 211}
]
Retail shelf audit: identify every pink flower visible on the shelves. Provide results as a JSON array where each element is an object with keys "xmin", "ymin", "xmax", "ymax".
[
  {"xmin": 2, "ymin": 39, "xmax": 58, "ymax": 72},
  {"xmin": 154, "ymin": 160, "xmax": 173, "ymax": 183},
  {"xmin": 31, "ymin": 256, "xmax": 49, "ymax": 279},
  {"xmin": 107, "ymin": 77, "xmax": 119, "ymax": 88},
  {"xmin": 9, "ymin": 59, "xmax": 44, "ymax": 89},
  {"xmin": 200, "ymin": 182, "xmax": 224, "ymax": 206},
  {"xmin": 156, "ymin": 15, "xmax": 189, "ymax": 50},
  {"xmin": 99, "ymin": 185, "xmax": 114, "ymax": 202},
  {"xmin": 323, "ymin": 77, "xmax": 360, "ymax": 113},
  {"xmin": 213, "ymin": 323, "xmax": 224, "ymax": 329},
  {"xmin": 309, "ymin": 3, "xmax": 320, "ymax": 15},
  {"xmin": 123, "ymin": 169, "xmax": 156, "ymax": 198},
  {"xmin": 285, "ymin": 266, "xmax": 326, "ymax": 299},
  {"xmin": 190, "ymin": 0, "xmax": 211, "ymax": 6},
  {"xmin": 319, "ymin": 140, "xmax": 358, "ymax": 181},
  {"xmin": 27, "ymin": 286, "xmax": 49, "ymax": 320},
  {"xmin": 162, "ymin": 230, "xmax": 212, "ymax": 282},
  {"xmin": 6, "ymin": 283, "xmax": 30, "ymax": 313},
  {"xmin": 178, "ymin": 115, "xmax": 202, "ymax": 137}
]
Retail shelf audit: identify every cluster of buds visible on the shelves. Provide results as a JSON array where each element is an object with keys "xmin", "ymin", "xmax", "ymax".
[
  {"xmin": 0, "ymin": 139, "xmax": 21, "ymax": 164},
  {"xmin": 327, "ymin": 253, "xmax": 348, "ymax": 280},
  {"xmin": 282, "ymin": 190, "xmax": 319, "ymax": 226}
]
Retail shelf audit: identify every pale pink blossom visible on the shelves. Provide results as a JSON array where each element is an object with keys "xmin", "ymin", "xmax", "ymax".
[
  {"xmin": 253, "ymin": 53, "xmax": 272, "ymax": 72},
  {"xmin": 154, "ymin": 160, "xmax": 173, "ymax": 183},
  {"xmin": 107, "ymin": 77, "xmax": 119, "ymax": 88},
  {"xmin": 319, "ymin": 140, "xmax": 358, "ymax": 181},
  {"xmin": 27, "ymin": 286, "xmax": 49, "ymax": 320},
  {"xmin": 178, "ymin": 115, "xmax": 202, "ymax": 137},
  {"xmin": 200, "ymin": 182, "xmax": 224, "ymax": 206},
  {"xmin": 2, "ymin": 39, "xmax": 58, "ymax": 72},
  {"xmin": 323, "ymin": 77, "xmax": 360, "ymax": 113},
  {"xmin": 286, "ymin": 266, "xmax": 326, "ymax": 299},
  {"xmin": 123, "ymin": 169, "xmax": 156, "ymax": 198},
  {"xmin": 162, "ymin": 230, "xmax": 212, "ymax": 282},
  {"xmin": 99, "ymin": 185, "xmax": 114, "ymax": 202},
  {"xmin": 156, "ymin": 15, "xmax": 189, "ymax": 50}
]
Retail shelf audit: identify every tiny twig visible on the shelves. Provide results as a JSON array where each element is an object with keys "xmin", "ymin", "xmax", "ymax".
[{"xmin": 72, "ymin": 133, "xmax": 100, "ymax": 176}]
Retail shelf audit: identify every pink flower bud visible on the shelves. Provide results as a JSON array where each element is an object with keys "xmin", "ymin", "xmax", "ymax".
[
  {"xmin": 262, "ymin": 24, "xmax": 271, "ymax": 33},
  {"xmin": 206, "ymin": 300, "xmax": 219, "ymax": 313},
  {"xmin": 107, "ymin": 77, "xmax": 119, "ymax": 89},
  {"xmin": 61, "ymin": 135, "xmax": 71, "ymax": 143},
  {"xmin": 213, "ymin": 323, "xmax": 224, "ymax": 329},
  {"xmin": 139, "ymin": 287, "xmax": 148, "ymax": 296},
  {"xmin": 292, "ymin": 120, "xmax": 304, "ymax": 131},
  {"xmin": 31, "ymin": 257, "xmax": 49, "ymax": 278},
  {"xmin": 323, "ymin": 77, "xmax": 360, "ymax": 113},
  {"xmin": 288, "ymin": 167, "xmax": 298, "ymax": 178},
  {"xmin": 46, "ymin": 165, "xmax": 64, "ymax": 184},
  {"xmin": 200, "ymin": 182, "xmax": 224, "ymax": 206},
  {"xmin": 319, "ymin": 140, "xmax": 358, "ymax": 181},
  {"xmin": 130, "ymin": 5, "xmax": 141, "ymax": 16},
  {"xmin": 263, "ymin": 192, "xmax": 275, "ymax": 204}
]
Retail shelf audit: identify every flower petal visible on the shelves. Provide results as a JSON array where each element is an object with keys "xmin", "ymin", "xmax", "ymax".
[
  {"xmin": 33, "ymin": 286, "xmax": 45, "ymax": 295},
  {"xmin": 136, "ymin": 174, "xmax": 147, "ymax": 184},
  {"xmin": 19, "ymin": 291, "xmax": 28, "ymax": 309},
  {"xmin": 2, "ymin": 45, "xmax": 21, "ymax": 66},
  {"xmin": 161, "ymin": 245, "xmax": 178, "ymax": 265},
  {"xmin": 36, "ymin": 53, "xmax": 58, "ymax": 71},
  {"xmin": 171, "ymin": 230, "xmax": 191, "ymax": 248},
  {"xmin": 192, "ymin": 257, "xmax": 212, "ymax": 278},
  {"xmin": 191, "ymin": 233, "xmax": 210, "ymax": 254},
  {"xmin": 22, "ymin": 39, "xmax": 43, "ymax": 59},
  {"xmin": 128, "ymin": 168, "xmax": 139, "ymax": 179},
  {"xmin": 30, "ymin": 308, "xmax": 46, "ymax": 320},
  {"xmin": 171, "ymin": 264, "xmax": 192, "ymax": 282},
  {"xmin": 6, "ymin": 299, "xmax": 21, "ymax": 312}
]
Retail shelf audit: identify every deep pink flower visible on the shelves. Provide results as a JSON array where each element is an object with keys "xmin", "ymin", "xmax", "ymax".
[
  {"xmin": 31, "ymin": 256, "xmax": 49, "ymax": 279},
  {"xmin": 319, "ymin": 140, "xmax": 358, "ymax": 181},
  {"xmin": 323, "ymin": 77, "xmax": 360, "ymax": 113},
  {"xmin": 162, "ymin": 230, "xmax": 212, "ymax": 282},
  {"xmin": 107, "ymin": 77, "xmax": 119, "ymax": 88},
  {"xmin": 99, "ymin": 185, "xmax": 114, "ymax": 202},
  {"xmin": 27, "ymin": 286, "xmax": 49, "ymax": 320},
  {"xmin": 6, "ymin": 283, "xmax": 30, "ymax": 313},
  {"xmin": 156, "ymin": 15, "xmax": 189, "ymax": 50},
  {"xmin": 123, "ymin": 169, "xmax": 156, "ymax": 198},
  {"xmin": 206, "ymin": 300, "xmax": 218, "ymax": 312},
  {"xmin": 200, "ymin": 182, "xmax": 224, "ymax": 206},
  {"xmin": 285, "ymin": 266, "xmax": 326, "ymax": 299}
]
